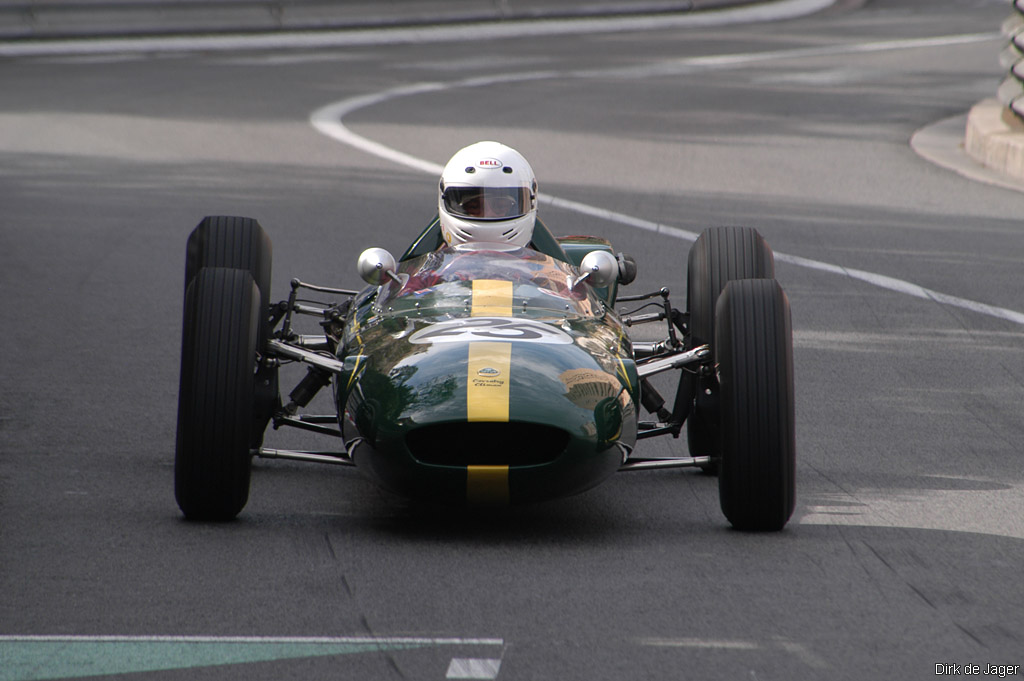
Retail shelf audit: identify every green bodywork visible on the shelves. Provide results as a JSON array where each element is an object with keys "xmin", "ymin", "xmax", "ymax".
[{"xmin": 335, "ymin": 241, "xmax": 639, "ymax": 504}]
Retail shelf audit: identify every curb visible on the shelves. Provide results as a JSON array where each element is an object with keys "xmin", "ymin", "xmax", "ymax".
[
  {"xmin": 0, "ymin": 0, "xmax": 759, "ymax": 40},
  {"xmin": 964, "ymin": 98, "xmax": 1024, "ymax": 187}
]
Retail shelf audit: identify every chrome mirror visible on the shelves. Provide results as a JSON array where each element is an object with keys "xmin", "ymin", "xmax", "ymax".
[
  {"xmin": 357, "ymin": 248, "xmax": 398, "ymax": 286},
  {"xmin": 575, "ymin": 250, "xmax": 618, "ymax": 289}
]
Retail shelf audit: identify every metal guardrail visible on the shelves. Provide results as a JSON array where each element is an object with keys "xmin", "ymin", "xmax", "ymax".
[{"xmin": 998, "ymin": 0, "xmax": 1024, "ymax": 119}]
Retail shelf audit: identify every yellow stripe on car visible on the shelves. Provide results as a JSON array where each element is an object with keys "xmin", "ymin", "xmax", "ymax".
[
  {"xmin": 467, "ymin": 342, "xmax": 512, "ymax": 422},
  {"xmin": 616, "ymin": 357, "xmax": 633, "ymax": 392},
  {"xmin": 466, "ymin": 465, "xmax": 510, "ymax": 505},
  {"xmin": 471, "ymin": 279, "xmax": 513, "ymax": 317},
  {"xmin": 465, "ymin": 281, "xmax": 514, "ymax": 503}
]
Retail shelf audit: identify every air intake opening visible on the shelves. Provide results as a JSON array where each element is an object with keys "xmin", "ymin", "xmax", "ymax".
[{"xmin": 406, "ymin": 422, "xmax": 569, "ymax": 466}]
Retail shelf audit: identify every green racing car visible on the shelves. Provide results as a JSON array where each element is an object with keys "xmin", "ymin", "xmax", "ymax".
[{"xmin": 175, "ymin": 214, "xmax": 795, "ymax": 531}]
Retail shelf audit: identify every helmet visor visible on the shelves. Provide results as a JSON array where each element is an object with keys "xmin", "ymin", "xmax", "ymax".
[{"xmin": 442, "ymin": 186, "xmax": 532, "ymax": 220}]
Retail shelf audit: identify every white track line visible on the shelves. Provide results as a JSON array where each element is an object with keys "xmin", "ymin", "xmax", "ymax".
[
  {"xmin": 447, "ymin": 657, "xmax": 503, "ymax": 679},
  {"xmin": 311, "ymin": 32, "xmax": 1024, "ymax": 327}
]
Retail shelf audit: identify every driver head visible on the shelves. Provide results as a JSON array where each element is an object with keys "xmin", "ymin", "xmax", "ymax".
[{"xmin": 438, "ymin": 141, "xmax": 537, "ymax": 248}]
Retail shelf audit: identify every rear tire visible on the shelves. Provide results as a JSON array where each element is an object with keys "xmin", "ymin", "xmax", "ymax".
[
  {"xmin": 175, "ymin": 268, "xmax": 260, "ymax": 521},
  {"xmin": 715, "ymin": 279, "xmax": 795, "ymax": 532},
  {"xmin": 686, "ymin": 227, "xmax": 775, "ymax": 471},
  {"xmin": 184, "ymin": 215, "xmax": 272, "ymax": 307},
  {"xmin": 183, "ymin": 215, "xmax": 277, "ymax": 445}
]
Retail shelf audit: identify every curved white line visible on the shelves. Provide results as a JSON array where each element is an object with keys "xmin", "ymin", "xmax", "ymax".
[{"xmin": 310, "ymin": 33, "xmax": 1024, "ymax": 327}]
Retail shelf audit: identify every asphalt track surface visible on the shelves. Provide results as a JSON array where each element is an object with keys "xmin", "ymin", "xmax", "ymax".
[{"xmin": 2, "ymin": 0, "xmax": 1024, "ymax": 679}]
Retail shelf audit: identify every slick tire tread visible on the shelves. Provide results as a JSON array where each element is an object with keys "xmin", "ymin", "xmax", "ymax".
[
  {"xmin": 175, "ymin": 268, "xmax": 259, "ymax": 521},
  {"xmin": 715, "ymin": 278, "xmax": 795, "ymax": 532}
]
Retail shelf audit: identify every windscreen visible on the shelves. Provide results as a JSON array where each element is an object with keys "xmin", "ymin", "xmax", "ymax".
[{"xmin": 374, "ymin": 246, "xmax": 603, "ymax": 319}]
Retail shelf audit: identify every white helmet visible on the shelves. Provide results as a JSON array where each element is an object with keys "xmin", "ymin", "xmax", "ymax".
[{"xmin": 438, "ymin": 141, "xmax": 538, "ymax": 248}]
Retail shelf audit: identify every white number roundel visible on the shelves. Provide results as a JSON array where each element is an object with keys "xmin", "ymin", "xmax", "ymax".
[{"xmin": 408, "ymin": 317, "xmax": 572, "ymax": 345}]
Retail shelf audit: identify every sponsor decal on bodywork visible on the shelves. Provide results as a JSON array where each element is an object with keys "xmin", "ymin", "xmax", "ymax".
[{"xmin": 467, "ymin": 342, "xmax": 512, "ymax": 422}]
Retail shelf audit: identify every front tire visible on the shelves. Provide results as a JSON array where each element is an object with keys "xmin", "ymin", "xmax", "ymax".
[
  {"xmin": 715, "ymin": 279, "xmax": 795, "ymax": 532},
  {"xmin": 175, "ymin": 268, "xmax": 260, "ymax": 521}
]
